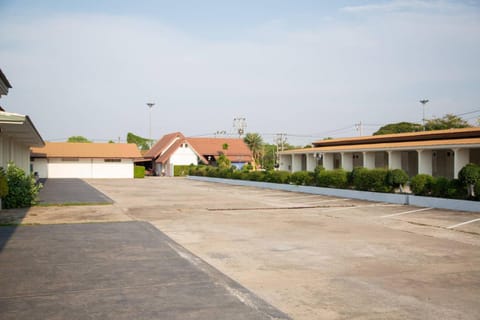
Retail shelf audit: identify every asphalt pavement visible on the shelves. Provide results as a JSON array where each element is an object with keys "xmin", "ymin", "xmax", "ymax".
[
  {"xmin": 38, "ymin": 178, "xmax": 113, "ymax": 205},
  {"xmin": 0, "ymin": 221, "xmax": 289, "ymax": 319}
]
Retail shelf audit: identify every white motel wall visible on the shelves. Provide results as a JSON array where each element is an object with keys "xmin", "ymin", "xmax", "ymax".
[
  {"xmin": 32, "ymin": 158, "xmax": 134, "ymax": 179},
  {"xmin": 158, "ymin": 145, "xmax": 198, "ymax": 177},
  {"xmin": 0, "ymin": 135, "xmax": 32, "ymax": 173}
]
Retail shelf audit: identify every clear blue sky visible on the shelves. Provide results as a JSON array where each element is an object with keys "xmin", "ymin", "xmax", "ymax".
[{"xmin": 1, "ymin": 0, "xmax": 479, "ymax": 145}]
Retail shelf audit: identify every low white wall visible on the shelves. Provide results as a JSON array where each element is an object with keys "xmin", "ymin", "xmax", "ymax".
[{"xmin": 187, "ymin": 176, "xmax": 480, "ymax": 213}]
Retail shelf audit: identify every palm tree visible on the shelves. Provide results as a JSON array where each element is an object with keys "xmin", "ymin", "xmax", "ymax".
[{"xmin": 244, "ymin": 133, "xmax": 264, "ymax": 169}]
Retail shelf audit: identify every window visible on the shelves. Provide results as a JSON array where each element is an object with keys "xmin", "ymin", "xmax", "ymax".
[{"xmin": 104, "ymin": 159, "xmax": 121, "ymax": 163}]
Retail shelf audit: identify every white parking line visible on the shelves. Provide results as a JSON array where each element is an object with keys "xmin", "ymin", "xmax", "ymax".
[
  {"xmin": 447, "ymin": 218, "xmax": 480, "ymax": 229},
  {"xmin": 381, "ymin": 207, "xmax": 433, "ymax": 218}
]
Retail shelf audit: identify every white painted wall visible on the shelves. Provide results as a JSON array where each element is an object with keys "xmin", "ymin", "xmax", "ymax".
[
  {"xmin": 32, "ymin": 158, "xmax": 134, "ymax": 178},
  {"xmin": 32, "ymin": 158, "xmax": 48, "ymax": 178},
  {"xmin": 92, "ymin": 159, "xmax": 133, "ymax": 178},
  {"xmin": 0, "ymin": 135, "xmax": 31, "ymax": 173},
  {"xmin": 170, "ymin": 146, "xmax": 198, "ymax": 166}
]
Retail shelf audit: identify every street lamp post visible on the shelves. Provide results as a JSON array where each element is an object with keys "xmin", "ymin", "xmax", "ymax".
[
  {"xmin": 146, "ymin": 102, "xmax": 155, "ymax": 147},
  {"xmin": 419, "ymin": 99, "xmax": 429, "ymax": 130}
]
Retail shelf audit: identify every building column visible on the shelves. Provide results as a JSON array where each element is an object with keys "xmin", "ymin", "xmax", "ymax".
[
  {"xmin": 453, "ymin": 148, "xmax": 469, "ymax": 179},
  {"xmin": 363, "ymin": 152, "xmax": 375, "ymax": 169},
  {"xmin": 292, "ymin": 154, "xmax": 303, "ymax": 172},
  {"xmin": 341, "ymin": 152, "xmax": 353, "ymax": 171},
  {"xmin": 306, "ymin": 154, "xmax": 317, "ymax": 172},
  {"xmin": 323, "ymin": 153, "xmax": 334, "ymax": 170},
  {"xmin": 418, "ymin": 149, "xmax": 433, "ymax": 176},
  {"xmin": 388, "ymin": 151, "xmax": 402, "ymax": 170}
]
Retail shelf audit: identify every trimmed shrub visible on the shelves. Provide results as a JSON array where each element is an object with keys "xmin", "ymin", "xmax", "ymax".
[
  {"xmin": 0, "ymin": 167, "xmax": 8, "ymax": 198},
  {"xmin": 4, "ymin": 163, "xmax": 41, "ymax": 209},
  {"xmin": 431, "ymin": 177, "xmax": 450, "ymax": 198},
  {"xmin": 475, "ymin": 180, "xmax": 480, "ymax": 201},
  {"xmin": 317, "ymin": 169, "xmax": 348, "ymax": 189},
  {"xmin": 174, "ymin": 165, "xmax": 191, "ymax": 177},
  {"xmin": 350, "ymin": 167, "xmax": 369, "ymax": 190},
  {"xmin": 458, "ymin": 163, "xmax": 480, "ymax": 197},
  {"xmin": 264, "ymin": 170, "xmax": 291, "ymax": 184},
  {"xmin": 447, "ymin": 179, "xmax": 467, "ymax": 200},
  {"xmin": 217, "ymin": 167, "xmax": 235, "ymax": 179},
  {"xmin": 386, "ymin": 169, "xmax": 409, "ymax": 191},
  {"xmin": 134, "ymin": 165, "xmax": 145, "ymax": 178},
  {"xmin": 246, "ymin": 171, "xmax": 266, "ymax": 182},
  {"xmin": 290, "ymin": 171, "xmax": 315, "ymax": 186},
  {"xmin": 351, "ymin": 168, "xmax": 390, "ymax": 192},
  {"xmin": 410, "ymin": 174, "xmax": 434, "ymax": 196}
]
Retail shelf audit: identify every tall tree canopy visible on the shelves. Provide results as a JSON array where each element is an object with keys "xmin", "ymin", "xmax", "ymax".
[
  {"xmin": 373, "ymin": 122, "xmax": 423, "ymax": 135},
  {"xmin": 127, "ymin": 132, "xmax": 152, "ymax": 150},
  {"xmin": 67, "ymin": 136, "xmax": 91, "ymax": 143},
  {"xmin": 374, "ymin": 114, "xmax": 471, "ymax": 135},
  {"xmin": 424, "ymin": 114, "xmax": 471, "ymax": 131},
  {"xmin": 243, "ymin": 133, "xmax": 264, "ymax": 167}
]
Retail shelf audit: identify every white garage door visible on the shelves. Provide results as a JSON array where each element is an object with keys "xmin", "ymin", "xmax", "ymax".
[{"xmin": 40, "ymin": 158, "xmax": 133, "ymax": 178}]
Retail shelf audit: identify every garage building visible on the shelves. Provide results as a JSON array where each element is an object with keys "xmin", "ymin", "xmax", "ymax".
[{"xmin": 31, "ymin": 142, "xmax": 141, "ymax": 178}]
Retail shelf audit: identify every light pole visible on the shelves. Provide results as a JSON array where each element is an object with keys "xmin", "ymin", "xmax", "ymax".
[
  {"xmin": 146, "ymin": 102, "xmax": 155, "ymax": 147},
  {"xmin": 419, "ymin": 99, "xmax": 429, "ymax": 130}
]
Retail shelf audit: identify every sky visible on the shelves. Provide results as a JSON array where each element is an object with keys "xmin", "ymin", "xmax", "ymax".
[{"xmin": 0, "ymin": 0, "xmax": 479, "ymax": 146}]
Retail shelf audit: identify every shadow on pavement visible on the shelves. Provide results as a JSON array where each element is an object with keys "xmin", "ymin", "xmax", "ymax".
[
  {"xmin": 0, "ymin": 208, "xmax": 29, "ymax": 251},
  {"xmin": 38, "ymin": 178, "xmax": 113, "ymax": 205}
]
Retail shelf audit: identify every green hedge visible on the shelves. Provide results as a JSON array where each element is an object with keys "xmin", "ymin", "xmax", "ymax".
[
  {"xmin": 316, "ymin": 169, "xmax": 348, "ymax": 189},
  {"xmin": 134, "ymin": 165, "xmax": 145, "ymax": 179},
  {"xmin": 187, "ymin": 164, "xmax": 478, "ymax": 200},
  {"xmin": 174, "ymin": 165, "xmax": 191, "ymax": 177}
]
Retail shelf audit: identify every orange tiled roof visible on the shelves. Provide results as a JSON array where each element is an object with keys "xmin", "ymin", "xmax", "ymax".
[
  {"xmin": 188, "ymin": 137, "xmax": 253, "ymax": 162},
  {"xmin": 31, "ymin": 142, "xmax": 142, "ymax": 159},
  {"xmin": 284, "ymin": 137, "xmax": 480, "ymax": 154},
  {"xmin": 144, "ymin": 132, "xmax": 184, "ymax": 158},
  {"xmin": 312, "ymin": 127, "xmax": 480, "ymax": 147}
]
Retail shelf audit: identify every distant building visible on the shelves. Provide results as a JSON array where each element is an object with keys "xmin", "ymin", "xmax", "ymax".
[
  {"xmin": 144, "ymin": 132, "xmax": 253, "ymax": 176},
  {"xmin": 0, "ymin": 68, "xmax": 44, "ymax": 172},
  {"xmin": 278, "ymin": 128, "xmax": 480, "ymax": 179},
  {"xmin": 31, "ymin": 142, "xmax": 142, "ymax": 178}
]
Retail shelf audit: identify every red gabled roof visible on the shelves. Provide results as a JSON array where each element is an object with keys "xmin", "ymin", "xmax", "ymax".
[
  {"xmin": 187, "ymin": 137, "xmax": 253, "ymax": 163},
  {"xmin": 145, "ymin": 133, "xmax": 253, "ymax": 164},
  {"xmin": 144, "ymin": 132, "xmax": 184, "ymax": 159}
]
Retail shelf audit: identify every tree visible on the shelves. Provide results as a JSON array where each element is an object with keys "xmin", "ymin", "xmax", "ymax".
[
  {"xmin": 261, "ymin": 144, "xmax": 277, "ymax": 170},
  {"xmin": 67, "ymin": 136, "xmax": 91, "ymax": 143},
  {"xmin": 127, "ymin": 132, "xmax": 152, "ymax": 150},
  {"xmin": 424, "ymin": 114, "xmax": 471, "ymax": 131},
  {"xmin": 217, "ymin": 154, "xmax": 231, "ymax": 169},
  {"xmin": 244, "ymin": 133, "xmax": 264, "ymax": 168},
  {"xmin": 373, "ymin": 122, "xmax": 423, "ymax": 135}
]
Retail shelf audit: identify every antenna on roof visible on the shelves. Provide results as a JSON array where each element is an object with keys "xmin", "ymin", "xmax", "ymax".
[{"xmin": 233, "ymin": 116, "xmax": 247, "ymax": 138}]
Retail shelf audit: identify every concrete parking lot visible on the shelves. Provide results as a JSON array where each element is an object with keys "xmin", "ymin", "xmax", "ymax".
[{"xmin": 1, "ymin": 177, "xmax": 480, "ymax": 319}]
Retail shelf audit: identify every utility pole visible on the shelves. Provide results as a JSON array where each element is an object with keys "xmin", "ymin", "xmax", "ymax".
[
  {"xmin": 146, "ymin": 102, "xmax": 155, "ymax": 147},
  {"xmin": 275, "ymin": 133, "xmax": 287, "ymax": 169},
  {"xmin": 355, "ymin": 121, "xmax": 363, "ymax": 136},
  {"xmin": 419, "ymin": 99, "xmax": 429, "ymax": 130},
  {"xmin": 233, "ymin": 116, "xmax": 247, "ymax": 137}
]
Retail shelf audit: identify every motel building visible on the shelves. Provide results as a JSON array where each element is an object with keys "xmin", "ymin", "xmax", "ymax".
[{"xmin": 278, "ymin": 128, "xmax": 480, "ymax": 179}]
